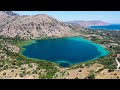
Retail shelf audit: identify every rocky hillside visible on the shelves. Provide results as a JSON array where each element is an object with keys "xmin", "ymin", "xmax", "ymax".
[
  {"xmin": 65, "ymin": 23, "xmax": 88, "ymax": 32},
  {"xmin": 65, "ymin": 20, "xmax": 110, "ymax": 27},
  {"xmin": 0, "ymin": 11, "xmax": 19, "ymax": 31},
  {"xmin": 0, "ymin": 11, "xmax": 19, "ymax": 16},
  {"xmin": 0, "ymin": 11, "xmax": 74, "ymax": 39}
]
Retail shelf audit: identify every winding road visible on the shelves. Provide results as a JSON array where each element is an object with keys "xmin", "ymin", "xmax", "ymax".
[{"xmin": 115, "ymin": 56, "xmax": 120, "ymax": 71}]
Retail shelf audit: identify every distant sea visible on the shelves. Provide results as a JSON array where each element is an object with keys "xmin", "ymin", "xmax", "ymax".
[{"xmin": 88, "ymin": 24, "xmax": 120, "ymax": 30}]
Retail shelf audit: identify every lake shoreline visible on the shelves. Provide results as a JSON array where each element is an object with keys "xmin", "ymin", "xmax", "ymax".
[{"xmin": 18, "ymin": 36, "xmax": 110, "ymax": 67}]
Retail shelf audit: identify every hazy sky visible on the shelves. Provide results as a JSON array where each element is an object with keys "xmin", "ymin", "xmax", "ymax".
[{"xmin": 13, "ymin": 11, "xmax": 120, "ymax": 24}]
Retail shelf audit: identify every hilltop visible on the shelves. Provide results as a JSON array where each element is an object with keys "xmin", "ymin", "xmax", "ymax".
[{"xmin": 0, "ymin": 11, "xmax": 75, "ymax": 39}]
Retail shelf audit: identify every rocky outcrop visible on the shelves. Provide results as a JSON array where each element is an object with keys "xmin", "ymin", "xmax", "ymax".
[{"xmin": 4, "ymin": 44, "xmax": 20, "ymax": 53}]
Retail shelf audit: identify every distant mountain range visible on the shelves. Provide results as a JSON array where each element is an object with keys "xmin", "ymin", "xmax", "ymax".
[
  {"xmin": 65, "ymin": 20, "xmax": 110, "ymax": 27},
  {"xmin": 0, "ymin": 11, "xmax": 111, "ymax": 39}
]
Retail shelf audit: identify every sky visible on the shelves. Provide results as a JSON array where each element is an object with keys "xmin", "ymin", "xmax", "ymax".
[{"xmin": 13, "ymin": 11, "xmax": 120, "ymax": 24}]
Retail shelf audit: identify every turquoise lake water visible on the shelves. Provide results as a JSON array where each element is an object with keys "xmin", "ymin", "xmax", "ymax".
[
  {"xmin": 22, "ymin": 37, "xmax": 109, "ymax": 67},
  {"xmin": 88, "ymin": 24, "xmax": 120, "ymax": 30}
]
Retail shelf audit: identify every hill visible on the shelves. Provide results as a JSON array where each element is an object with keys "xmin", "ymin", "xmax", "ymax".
[
  {"xmin": 0, "ymin": 11, "xmax": 19, "ymax": 31},
  {"xmin": 0, "ymin": 11, "xmax": 74, "ymax": 39},
  {"xmin": 65, "ymin": 20, "xmax": 110, "ymax": 27}
]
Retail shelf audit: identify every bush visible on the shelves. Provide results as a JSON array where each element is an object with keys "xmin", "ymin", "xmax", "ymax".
[
  {"xmin": 108, "ymin": 69, "xmax": 114, "ymax": 72},
  {"xmin": 3, "ymin": 72, "xmax": 6, "ymax": 76},
  {"xmin": 0, "ymin": 44, "xmax": 3, "ymax": 49},
  {"xmin": 19, "ymin": 72, "xmax": 25, "ymax": 77},
  {"xmin": 3, "ymin": 65, "xmax": 9, "ymax": 70},
  {"xmin": 39, "ymin": 74, "xmax": 47, "ymax": 79},
  {"xmin": 12, "ymin": 62, "xmax": 17, "ymax": 65},
  {"xmin": 19, "ymin": 73, "xmax": 24, "ymax": 77},
  {"xmin": 105, "ymin": 64, "xmax": 116, "ymax": 71},
  {"xmin": 99, "ymin": 59, "xmax": 113, "ymax": 65},
  {"xmin": 11, "ymin": 70, "xmax": 14, "ymax": 72},
  {"xmin": 96, "ymin": 68, "xmax": 104, "ymax": 73},
  {"xmin": 79, "ymin": 64, "xmax": 85, "ymax": 68},
  {"xmin": 78, "ymin": 69, "xmax": 82, "ymax": 72},
  {"xmin": 86, "ymin": 73, "xmax": 95, "ymax": 79},
  {"xmin": 28, "ymin": 64, "xmax": 33, "ymax": 68},
  {"xmin": 45, "ymin": 73, "xmax": 53, "ymax": 79},
  {"xmin": 26, "ymin": 71, "xmax": 30, "ymax": 74},
  {"xmin": 36, "ymin": 67, "xmax": 41, "ymax": 70},
  {"xmin": 32, "ymin": 70, "xmax": 37, "ymax": 74},
  {"xmin": 21, "ymin": 68, "xmax": 25, "ymax": 70},
  {"xmin": 75, "ymin": 77, "xmax": 79, "ymax": 79},
  {"xmin": 14, "ymin": 67, "xmax": 18, "ymax": 69},
  {"xmin": 85, "ymin": 63, "xmax": 90, "ymax": 67},
  {"xmin": 0, "ymin": 64, "xmax": 3, "ymax": 67}
]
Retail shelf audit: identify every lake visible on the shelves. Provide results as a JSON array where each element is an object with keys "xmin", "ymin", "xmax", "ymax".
[
  {"xmin": 21, "ymin": 37, "xmax": 109, "ymax": 67},
  {"xmin": 88, "ymin": 24, "xmax": 120, "ymax": 30}
]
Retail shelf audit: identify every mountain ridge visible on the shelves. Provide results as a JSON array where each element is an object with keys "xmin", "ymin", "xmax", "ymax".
[
  {"xmin": 0, "ymin": 11, "xmax": 74, "ymax": 39},
  {"xmin": 0, "ymin": 11, "xmax": 111, "ymax": 39},
  {"xmin": 65, "ymin": 20, "xmax": 110, "ymax": 27}
]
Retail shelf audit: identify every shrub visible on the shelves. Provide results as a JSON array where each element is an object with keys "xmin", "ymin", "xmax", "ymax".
[
  {"xmin": 96, "ymin": 68, "xmax": 104, "ymax": 73},
  {"xmin": 86, "ymin": 73, "xmax": 95, "ymax": 79},
  {"xmin": 26, "ymin": 71, "xmax": 30, "ymax": 74},
  {"xmin": 32, "ymin": 70, "xmax": 37, "ymax": 74},
  {"xmin": 78, "ymin": 69, "xmax": 82, "ymax": 72},
  {"xmin": 75, "ymin": 77, "xmax": 79, "ymax": 79},
  {"xmin": 12, "ymin": 62, "xmax": 17, "ymax": 65},
  {"xmin": 3, "ymin": 65, "xmax": 9, "ymax": 70},
  {"xmin": 85, "ymin": 63, "xmax": 90, "ymax": 67},
  {"xmin": 36, "ymin": 67, "xmax": 41, "ymax": 70},
  {"xmin": 20, "ymin": 72, "xmax": 25, "ymax": 77},
  {"xmin": 14, "ymin": 67, "xmax": 18, "ymax": 69},
  {"xmin": 28, "ymin": 64, "xmax": 33, "ymax": 68},
  {"xmin": 108, "ymin": 69, "xmax": 114, "ymax": 72},
  {"xmin": 19, "ymin": 73, "xmax": 24, "ymax": 77},
  {"xmin": 0, "ymin": 64, "xmax": 3, "ymax": 67},
  {"xmin": 21, "ymin": 68, "xmax": 25, "ymax": 70},
  {"xmin": 105, "ymin": 64, "xmax": 116, "ymax": 71},
  {"xmin": 3, "ymin": 72, "xmax": 6, "ymax": 76},
  {"xmin": 79, "ymin": 64, "xmax": 84, "ymax": 68},
  {"xmin": 11, "ymin": 70, "xmax": 14, "ymax": 72}
]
